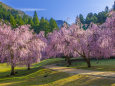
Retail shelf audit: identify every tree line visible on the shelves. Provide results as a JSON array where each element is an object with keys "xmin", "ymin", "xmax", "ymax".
[
  {"xmin": 0, "ymin": 5, "xmax": 58, "ymax": 35},
  {"xmin": 78, "ymin": 1, "xmax": 115, "ymax": 29},
  {"xmin": 32, "ymin": 11, "xmax": 58, "ymax": 36}
]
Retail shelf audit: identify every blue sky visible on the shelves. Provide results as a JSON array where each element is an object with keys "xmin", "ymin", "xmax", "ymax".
[{"xmin": 0, "ymin": 0, "xmax": 114, "ymax": 24}]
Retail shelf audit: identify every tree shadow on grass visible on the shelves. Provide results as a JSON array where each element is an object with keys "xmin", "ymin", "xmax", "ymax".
[
  {"xmin": 0, "ymin": 67, "xmax": 42, "ymax": 81},
  {"xmin": 63, "ymin": 75, "xmax": 115, "ymax": 86},
  {"xmin": 15, "ymin": 73, "xmax": 115, "ymax": 86},
  {"xmin": 0, "ymin": 69, "xmax": 70, "ymax": 86}
]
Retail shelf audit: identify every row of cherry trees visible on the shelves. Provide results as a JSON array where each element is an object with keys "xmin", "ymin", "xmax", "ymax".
[
  {"xmin": 0, "ymin": 24, "xmax": 47, "ymax": 75},
  {"xmin": 46, "ymin": 12, "xmax": 115, "ymax": 67},
  {"xmin": 0, "ymin": 12, "xmax": 115, "ymax": 75}
]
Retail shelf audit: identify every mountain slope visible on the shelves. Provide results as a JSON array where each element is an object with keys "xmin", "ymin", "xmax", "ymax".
[
  {"xmin": 0, "ymin": 2, "xmax": 25, "ymax": 17},
  {"xmin": 56, "ymin": 20, "xmax": 64, "ymax": 29}
]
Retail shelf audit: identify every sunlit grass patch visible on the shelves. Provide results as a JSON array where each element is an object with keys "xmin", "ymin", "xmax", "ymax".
[
  {"xmin": 0, "ymin": 58, "xmax": 115, "ymax": 86},
  {"xmin": 33, "ymin": 58, "xmax": 64, "ymax": 67}
]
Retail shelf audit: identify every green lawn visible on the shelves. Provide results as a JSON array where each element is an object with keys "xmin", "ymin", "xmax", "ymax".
[
  {"xmin": 0, "ymin": 58, "xmax": 115, "ymax": 86},
  {"xmin": 56, "ymin": 58, "xmax": 115, "ymax": 72},
  {"xmin": 33, "ymin": 58, "xmax": 64, "ymax": 67}
]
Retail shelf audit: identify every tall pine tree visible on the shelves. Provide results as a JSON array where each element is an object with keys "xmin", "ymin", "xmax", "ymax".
[
  {"xmin": 28, "ymin": 18, "xmax": 34, "ymax": 26},
  {"xmin": 79, "ymin": 14, "xmax": 85, "ymax": 24},
  {"xmin": 23, "ymin": 15, "xmax": 29, "ymax": 24},
  {"xmin": 18, "ymin": 16, "xmax": 24, "ymax": 26},
  {"xmin": 39, "ymin": 17, "xmax": 50, "ymax": 35},
  {"xmin": 33, "ymin": 11, "xmax": 39, "ymax": 26},
  {"xmin": 105, "ymin": 6, "xmax": 109, "ymax": 13},
  {"xmin": 49, "ymin": 18, "xmax": 58, "ymax": 32},
  {"xmin": 10, "ymin": 14, "xmax": 16, "ymax": 28}
]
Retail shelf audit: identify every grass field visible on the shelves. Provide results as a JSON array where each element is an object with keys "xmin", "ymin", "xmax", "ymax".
[{"xmin": 0, "ymin": 58, "xmax": 115, "ymax": 86}]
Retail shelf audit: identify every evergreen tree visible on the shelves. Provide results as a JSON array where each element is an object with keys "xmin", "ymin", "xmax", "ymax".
[
  {"xmin": 79, "ymin": 14, "xmax": 85, "ymax": 24},
  {"xmin": 23, "ymin": 15, "xmax": 29, "ymax": 24},
  {"xmin": 85, "ymin": 13, "xmax": 93, "ymax": 24},
  {"xmin": 33, "ymin": 11, "xmax": 39, "ymax": 26},
  {"xmin": 38, "ymin": 17, "xmax": 50, "ymax": 35},
  {"xmin": 85, "ymin": 11, "xmax": 107, "ymax": 24},
  {"xmin": 18, "ymin": 16, "xmax": 24, "ymax": 26},
  {"xmin": 49, "ymin": 18, "xmax": 58, "ymax": 32},
  {"xmin": 28, "ymin": 18, "xmax": 34, "ymax": 26},
  {"xmin": 93, "ymin": 13, "xmax": 98, "ymax": 23},
  {"xmin": 10, "ymin": 14, "xmax": 16, "ymax": 28},
  {"xmin": 105, "ymin": 6, "xmax": 109, "ymax": 13},
  {"xmin": 92, "ymin": 16, "xmax": 98, "ymax": 23},
  {"xmin": 97, "ymin": 11, "xmax": 107, "ymax": 24},
  {"xmin": 15, "ymin": 15, "xmax": 19, "ymax": 25}
]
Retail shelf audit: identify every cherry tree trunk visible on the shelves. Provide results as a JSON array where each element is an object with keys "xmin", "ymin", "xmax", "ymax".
[
  {"xmin": 83, "ymin": 56, "xmax": 91, "ymax": 68},
  {"xmin": 27, "ymin": 64, "xmax": 31, "ymax": 70},
  {"xmin": 66, "ymin": 57, "xmax": 71, "ymax": 67},
  {"xmin": 10, "ymin": 64, "xmax": 15, "ymax": 75}
]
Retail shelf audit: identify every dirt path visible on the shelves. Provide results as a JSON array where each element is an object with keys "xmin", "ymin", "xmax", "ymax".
[{"xmin": 44, "ymin": 65, "xmax": 115, "ymax": 79}]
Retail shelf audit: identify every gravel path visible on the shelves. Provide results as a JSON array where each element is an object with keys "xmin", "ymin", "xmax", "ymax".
[{"xmin": 44, "ymin": 65, "xmax": 115, "ymax": 79}]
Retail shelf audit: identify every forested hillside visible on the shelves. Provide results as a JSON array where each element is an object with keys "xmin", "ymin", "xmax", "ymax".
[
  {"xmin": 0, "ymin": 2, "xmax": 59, "ymax": 35},
  {"xmin": 77, "ymin": 2, "xmax": 115, "ymax": 30}
]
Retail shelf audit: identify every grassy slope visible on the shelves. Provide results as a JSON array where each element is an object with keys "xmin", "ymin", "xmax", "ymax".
[{"xmin": 0, "ymin": 58, "xmax": 115, "ymax": 86}]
